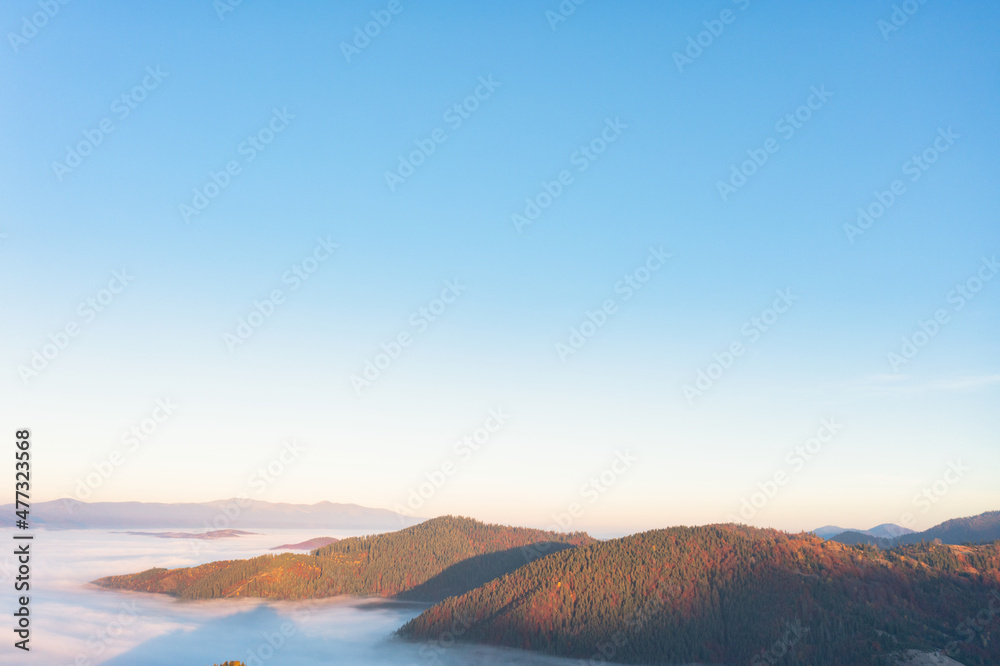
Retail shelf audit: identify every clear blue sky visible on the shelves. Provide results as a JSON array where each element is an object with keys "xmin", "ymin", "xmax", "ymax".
[{"xmin": 2, "ymin": 0, "xmax": 998, "ymax": 535}]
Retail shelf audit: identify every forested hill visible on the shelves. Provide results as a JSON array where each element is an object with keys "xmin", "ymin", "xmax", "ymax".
[
  {"xmin": 896, "ymin": 510, "xmax": 1000, "ymax": 546},
  {"xmin": 92, "ymin": 516, "xmax": 594, "ymax": 602},
  {"xmin": 309, "ymin": 515, "xmax": 594, "ymax": 600},
  {"xmin": 399, "ymin": 524, "xmax": 1000, "ymax": 666}
]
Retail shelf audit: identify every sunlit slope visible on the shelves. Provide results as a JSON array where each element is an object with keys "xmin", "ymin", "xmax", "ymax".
[{"xmin": 93, "ymin": 516, "xmax": 594, "ymax": 602}]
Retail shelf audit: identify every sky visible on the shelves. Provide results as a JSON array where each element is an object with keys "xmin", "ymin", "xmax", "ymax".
[{"xmin": 2, "ymin": 0, "xmax": 998, "ymax": 536}]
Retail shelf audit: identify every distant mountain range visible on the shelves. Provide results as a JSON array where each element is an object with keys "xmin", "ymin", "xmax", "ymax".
[
  {"xmin": 0, "ymin": 498, "xmax": 418, "ymax": 530},
  {"xmin": 825, "ymin": 511, "xmax": 1000, "ymax": 548},
  {"xmin": 812, "ymin": 523, "xmax": 915, "ymax": 540}
]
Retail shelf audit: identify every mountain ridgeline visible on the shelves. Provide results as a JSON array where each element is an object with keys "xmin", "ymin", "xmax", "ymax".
[
  {"xmin": 830, "ymin": 511, "xmax": 1000, "ymax": 548},
  {"xmin": 92, "ymin": 516, "xmax": 593, "ymax": 602},
  {"xmin": 399, "ymin": 525, "xmax": 1000, "ymax": 665}
]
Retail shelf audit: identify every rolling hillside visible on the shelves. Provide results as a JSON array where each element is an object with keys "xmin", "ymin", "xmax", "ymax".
[
  {"xmin": 92, "ymin": 516, "xmax": 594, "ymax": 602},
  {"xmin": 399, "ymin": 525, "xmax": 1000, "ymax": 665}
]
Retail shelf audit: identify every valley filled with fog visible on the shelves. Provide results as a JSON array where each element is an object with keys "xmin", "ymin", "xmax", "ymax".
[{"xmin": 22, "ymin": 529, "xmax": 575, "ymax": 666}]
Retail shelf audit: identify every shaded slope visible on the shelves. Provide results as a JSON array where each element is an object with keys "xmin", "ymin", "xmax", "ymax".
[
  {"xmin": 897, "ymin": 511, "xmax": 1000, "ymax": 546},
  {"xmin": 399, "ymin": 525, "xmax": 1000, "ymax": 665}
]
